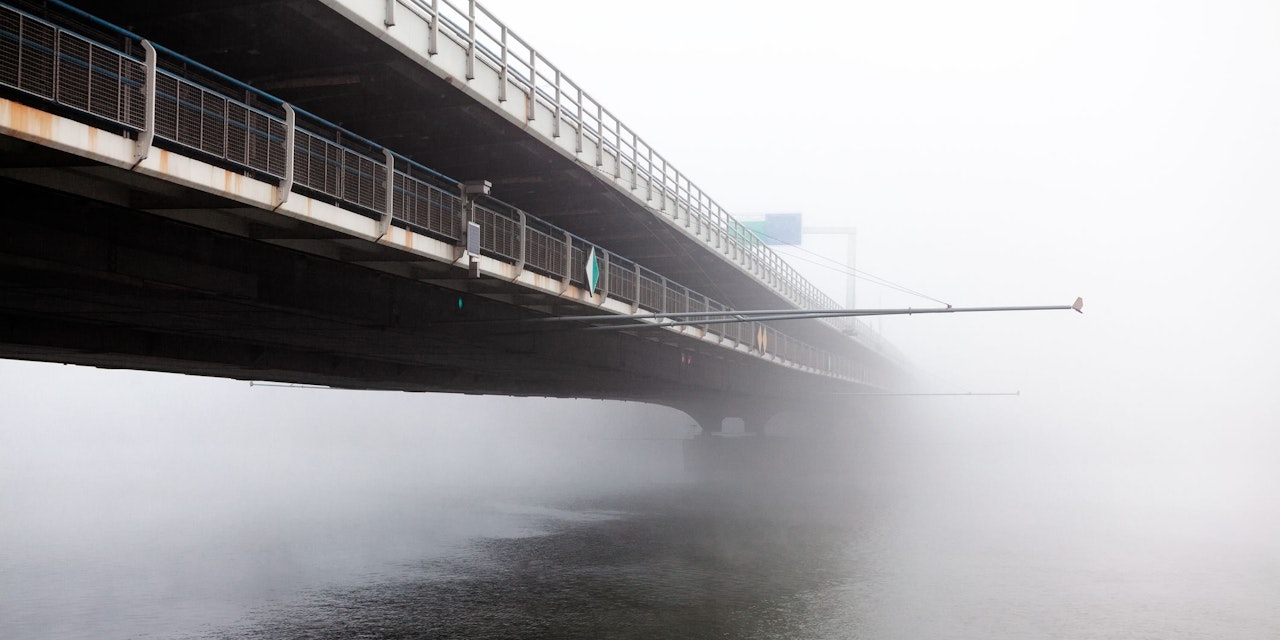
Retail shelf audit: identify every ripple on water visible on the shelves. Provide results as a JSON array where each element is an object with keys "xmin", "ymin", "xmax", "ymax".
[{"xmin": 205, "ymin": 486, "xmax": 866, "ymax": 640}]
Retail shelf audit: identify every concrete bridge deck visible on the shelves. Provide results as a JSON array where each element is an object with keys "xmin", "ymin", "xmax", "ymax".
[{"xmin": 0, "ymin": 0, "xmax": 909, "ymax": 427}]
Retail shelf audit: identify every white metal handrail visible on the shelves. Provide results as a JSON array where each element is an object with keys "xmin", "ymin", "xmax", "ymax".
[{"xmin": 404, "ymin": 0, "xmax": 860, "ymax": 327}]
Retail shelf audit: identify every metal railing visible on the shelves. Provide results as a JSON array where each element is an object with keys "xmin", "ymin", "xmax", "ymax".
[
  {"xmin": 394, "ymin": 0, "xmax": 858, "ymax": 326},
  {"xmin": 0, "ymin": 1, "xmax": 884, "ymax": 387}
]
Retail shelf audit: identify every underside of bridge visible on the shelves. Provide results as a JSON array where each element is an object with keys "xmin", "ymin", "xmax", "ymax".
[
  {"xmin": 32, "ymin": 0, "xmax": 813, "ymax": 324},
  {"xmin": 0, "ymin": 0, "xmax": 909, "ymax": 431},
  {"xmin": 0, "ymin": 135, "xmax": 861, "ymax": 418}
]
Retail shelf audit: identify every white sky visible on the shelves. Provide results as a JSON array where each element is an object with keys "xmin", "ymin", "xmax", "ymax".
[
  {"xmin": 4, "ymin": 0, "xmax": 1279, "ymax": 474},
  {"xmin": 477, "ymin": 0, "xmax": 1280, "ymax": 432}
]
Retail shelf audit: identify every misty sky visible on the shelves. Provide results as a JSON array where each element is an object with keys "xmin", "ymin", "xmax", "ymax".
[
  {"xmin": 3, "ymin": 0, "xmax": 1279, "ymax": 493},
  {"xmin": 474, "ymin": 0, "xmax": 1280, "ymax": 449}
]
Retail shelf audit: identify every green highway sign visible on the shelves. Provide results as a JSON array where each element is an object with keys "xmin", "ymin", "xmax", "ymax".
[{"xmin": 740, "ymin": 213, "xmax": 802, "ymax": 245}]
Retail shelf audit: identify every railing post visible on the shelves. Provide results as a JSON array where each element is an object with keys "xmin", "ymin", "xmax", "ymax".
[
  {"xmin": 594, "ymin": 103, "xmax": 603, "ymax": 167},
  {"xmin": 276, "ymin": 102, "xmax": 295, "ymax": 207},
  {"xmin": 428, "ymin": 0, "xmax": 439, "ymax": 55},
  {"xmin": 379, "ymin": 148, "xmax": 394, "ymax": 237},
  {"xmin": 465, "ymin": 0, "xmax": 476, "ymax": 80},
  {"xmin": 514, "ymin": 210, "xmax": 527, "ymax": 273},
  {"xmin": 613, "ymin": 119, "xmax": 622, "ymax": 179},
  {"xmin": 683, "ymin": 193, "xmax": 694, "ymax": 229},
  {"xmin": 645, "ymin": 147, "xmax": 654, "ymax": 202},
  {"xmin": 598, "ymin": 249, "xmax": 609, "ymax": 303},
  {"xmin": 561, "ymin": 230, "xmax": 573, "ymax": 292},
  {"xmin": 552, "ymin": 67, "xmax": 561, "ymax": 138},
  {"xmin": 498, "ymin": 25, "xmax": 508, "ymax": 102},
  {"xmin": 632, "ymin": 264, "xmax": 641, "ymax": 313},
  {"xmin": 575, "ymin": 86, "xmax": 583, "ymax": 153},
  {"xmin": 383, "ymin": 0, "xmax": 395, "ymax": 27},
  {"xmin": 656, "ymin": 157, "xmax": 666, "ymax": 210},
  {"xmin": 672, "ymin": 179, "xmax": 683, "ymax": 224},
  {"xmin": 455, "ymin": 184, "xmax": 470, "ymax": 261},
  {"xmin": 713, "ymin": 205, "xmax": 723, "ymax": 249},
  {"xmin": 629, "ymin": 133, "xmax": 637, "ymax": 189},
  {"xmin": 527, "ymin": 51, "xmax": 537, "ymax": 122},
  {"xmin": 131, "ymin": 40, "xmax": 156, "ymax": 167}
]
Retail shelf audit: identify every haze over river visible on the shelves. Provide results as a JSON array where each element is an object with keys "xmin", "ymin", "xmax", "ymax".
[{"xmin": 2, "ymin": 363, "xmax": 1277, "ymax": 639}]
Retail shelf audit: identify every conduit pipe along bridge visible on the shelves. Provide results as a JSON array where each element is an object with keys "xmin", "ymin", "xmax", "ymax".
[{"xmin": 0, "ymin": 0, "xmax": 910, "ymax": 432}]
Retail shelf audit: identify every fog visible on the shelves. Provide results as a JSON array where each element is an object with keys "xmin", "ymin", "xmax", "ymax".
[
  {"xmin": 3, "ymin": 0, "xmax": 1279, "ymax": 637},
  {"xmin": 1, "ymin": 361, "xmax": 697, "ymax": 637},
  {"xmin": 475, "ymin": 0, "xmax": 1280, "ymax": 541},
  {"xmin": 1, "ymin": 364, "xmax": 695, "ymax": 525}
]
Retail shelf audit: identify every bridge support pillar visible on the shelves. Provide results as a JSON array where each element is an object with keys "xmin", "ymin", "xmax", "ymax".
[
  {"xmin": 684, "ymin": 409, "xmax": 724, "ymax": 436},
  {"xmin": 679, "ymin": 397, "xmax": 905, "ymax": 487},
  {"xmin": 682, "ymin": 432, "xmax": 791, "ymax": 486},
  {"xmin": 677, "ymin": 399, "xmax": 777, "ymax": 437},
  {"xmin": 738, "ymin": 410, "xmax": 773, "ymax": 436},
  {"xmin": 678, "ymin": 399, "xmax": 785, "ymax": 485}
]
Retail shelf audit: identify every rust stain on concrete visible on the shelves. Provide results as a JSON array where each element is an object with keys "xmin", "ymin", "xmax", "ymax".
[{"xmin": 8, "ymin": 101, "xmax": 54, "ymax": 140}]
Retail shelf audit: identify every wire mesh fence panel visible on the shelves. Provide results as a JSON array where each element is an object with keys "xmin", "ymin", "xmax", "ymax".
[
  {"xmin": 474, "ymin": 203, "xmax": 520, "ymax": 260},
  {"xmin": 340, "ymin": 149, "xmax": 386, "ymax": 213},
  {"xmin": 704, "ymin": 301, "xmax": 727, "ymax": 339},
  {"xmin": 53, "ymin": 30, "xmax": 92, "ymax": 110},
  {"xmin": 637, "ymin": 268, "xmax": 664, "ymax": 313},
  {"xmin": 394, "ymin": 173, "xmax": 463, "ymax": 240},
  {"xmin": 198, "ymin": 90, "xmax": 227, "ymax": 159},
  {"xmin": 294, "ymin": 129, "xmax": 343, "ymax": 200},
  {"xmin": 118, "ymin": 57, "xmax": 146, "ymax": 129},
  {"xmin": 607, "ymin": 254, "xmax": 636, "ymax": 304},
  {"xmin": 173, "ymin": 81, "xmax": 205, "ymax": 151},
  {"xmin": 225, "ymin": 105, "xmax": 285, "ymax": 178},
  {"xmin": 686, "ymin": 291, "xmax": 707, "ymax": 331},
  {"xmin": 86, "ymin": 42, "xmax": 124, "ymax": 121},
  {"xmin": 568, "ymin": 241, "xmax": 589, "ymax": 288},
  {"xmin": 524, "ymin": 226, "xmax": 566, "ymax": 278},
  {"xmin": 0, "ymin": 10, "xmax": 48, "ymax": 96},
  {"xmin": 664, "ymin": 283, "xmax": 688, "ymax": 315}
]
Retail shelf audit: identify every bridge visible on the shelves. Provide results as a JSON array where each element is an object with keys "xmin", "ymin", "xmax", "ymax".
[{"xmin": 0, "ymin": 0, "xmax": 910, "ymax": 435}]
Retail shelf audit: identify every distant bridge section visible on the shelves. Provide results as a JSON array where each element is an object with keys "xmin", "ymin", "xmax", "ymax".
[{"xmin": 0, "ymin": 0, "xmax": 909, "ymax": 429}]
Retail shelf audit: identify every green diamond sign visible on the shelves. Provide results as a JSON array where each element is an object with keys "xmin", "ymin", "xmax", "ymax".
[{"xmin": 585, "ymin": 247, "xmax": 601, "ymax": 293}]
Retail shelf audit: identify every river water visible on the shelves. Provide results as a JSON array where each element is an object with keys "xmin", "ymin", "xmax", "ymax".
[{"xmin": 2, "ymin": 365, "xmax": 1278, "ymax": 639}]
